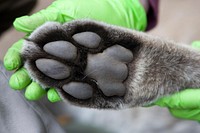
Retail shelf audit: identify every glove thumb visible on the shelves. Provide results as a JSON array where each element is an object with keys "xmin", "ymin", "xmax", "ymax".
[{"xmin": 13, "ymin": 6, "xmax": 62, "ymax": 33}]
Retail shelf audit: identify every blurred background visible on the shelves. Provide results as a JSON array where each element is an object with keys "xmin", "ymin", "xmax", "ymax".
[{"xmin": 1, "ymin": 0, "xmax": 200, "ymax": 133}]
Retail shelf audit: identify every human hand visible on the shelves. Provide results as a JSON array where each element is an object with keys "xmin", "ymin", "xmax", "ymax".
[
  {"xmin": 4, "ymin": 0, "xmax": 147, "ymax": 102},
  {"xmin": 154, "ymin": 41, "xmax": 200, "ymax": 121}
]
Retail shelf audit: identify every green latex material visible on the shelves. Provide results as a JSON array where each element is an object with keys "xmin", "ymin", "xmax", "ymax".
[
  {"xmin": 154, "ymin": 41, "xmax": 200, "ymax": 121},
  {"xmin": 191, "ymin": 41, "xmax": 200, "ymax": 48},
  {"xmin": 155, "ymin": 89, "xmax": 200, "ymax": 109},
  {"xmin": 4, "ymin": 0, "xmax": 147, "ymax": 102},
  {"xmin": 14, "ymin": 0, "xmax": 147, "ymax": 33},
  {"xmin": 9, "ymin": 68, "xmax": 31, "ymax": 90},
  {"xmin": 169, "ymin": 108, "xmax": 200, "ymax": 121},
  {"xmin": 47, "ymin": 88, "xmax": 62, "ymax": 103},
  {"xmin": 25, "ymin": 82, "xmax": 46, "ymax": 100},
  {"xmin": 4, "ymin": 39, "xmax": 23, "ymax": 70}
]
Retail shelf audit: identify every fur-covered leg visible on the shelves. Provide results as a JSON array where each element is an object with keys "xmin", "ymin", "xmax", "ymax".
[{"xmin": 21, "ymin": 20, "xmax": 200, "ymax": 109}]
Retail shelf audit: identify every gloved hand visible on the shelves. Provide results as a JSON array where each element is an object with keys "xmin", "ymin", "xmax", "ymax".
[
  {"xmin": 154, "ymin": 41, "xmax": 200, "ymax": 121},
  {"xmin": 4, "ymin": 0, "xmax": 147, "ymax": 102}
]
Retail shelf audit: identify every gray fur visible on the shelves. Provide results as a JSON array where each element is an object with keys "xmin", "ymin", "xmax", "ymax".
[{"xmin": 21, "ymin": 19, "xmax": 200, "ymax": 109}]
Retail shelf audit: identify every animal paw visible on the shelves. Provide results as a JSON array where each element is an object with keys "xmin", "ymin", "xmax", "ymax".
[{"xmin": 22, "ymin": 20, "xmax": 190, "ymax": 109}]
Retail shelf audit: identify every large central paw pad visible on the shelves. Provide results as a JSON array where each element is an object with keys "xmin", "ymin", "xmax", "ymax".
[
  {"xmin": 85, "ymin": 45, "xmax": 133, "ymax": 96},
  {"xmin": 22, "ymin": 20, "xmax": 136, "ymax": 108}
]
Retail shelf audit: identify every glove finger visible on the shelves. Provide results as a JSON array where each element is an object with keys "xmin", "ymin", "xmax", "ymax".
[
  {"xmin": 155, "ymin": 89, "xmax": 200, "ymax": 109},
  {"xmin": 192, "ymin": 41, "xmax": 200, "ymax": 49},
  {"xmin": 9, "ymin": 67, "xmax": 31, "ymax": 90},
  {"xmin": 154, "ymin": 41, "xmax": 200, "ymax": 109},
  {"xmin": 13, "ymin": 5, "xmax": 62, "ymax": 33},
  {"xmin": 25, "ymin": 81, "xmax": 46, "ymax": 100},
  {"xmin": 47, "ymin": 88, "xmax": 62, "ymax": 103},
  {"xmin": 169, "ymin": 108, "xmax": 200, "ymax": 121},
  {"xmin": 4, "ymin": 39, "xmax": 24, "ymax": 70}
]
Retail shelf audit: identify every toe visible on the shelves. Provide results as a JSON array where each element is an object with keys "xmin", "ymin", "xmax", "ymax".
[
  {"xmin": 43, "ymin": 41, "xmax": 77, "ymax": 60},
  {"xmin": 73, "ymin": 32, "xmax": 101, "ymax": 48},
  {"xmin": 35, "ymin": 59, "xmax": 71, "ymax": 80},
  {"xmin": 63, "ymin": 82, "xmax": 93, "ymax": 100}
]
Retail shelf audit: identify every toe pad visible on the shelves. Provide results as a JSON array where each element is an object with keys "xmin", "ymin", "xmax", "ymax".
[
  {"xmin": 35, "ymin": 59, "xmax": 70, "ymax": 80},
  {"xmin": 72, "ymin": 32, "xmax": 101, "ymax": 48},
  {"xmin": 63, "ymin": 82, "xmax": 93, "ymax": 99},
  {"xmin": 43, "ymin": 41, "xmax": 77, "ymax": 60}
]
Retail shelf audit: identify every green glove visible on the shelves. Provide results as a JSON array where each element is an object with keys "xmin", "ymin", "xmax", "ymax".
[
  {"xmin": 4, "ymin": 0, "xmax": 147, "ymax": 102},
  {"xmin": 154, "ymin": 41, "xmax": 200, "ymax": 121}
]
